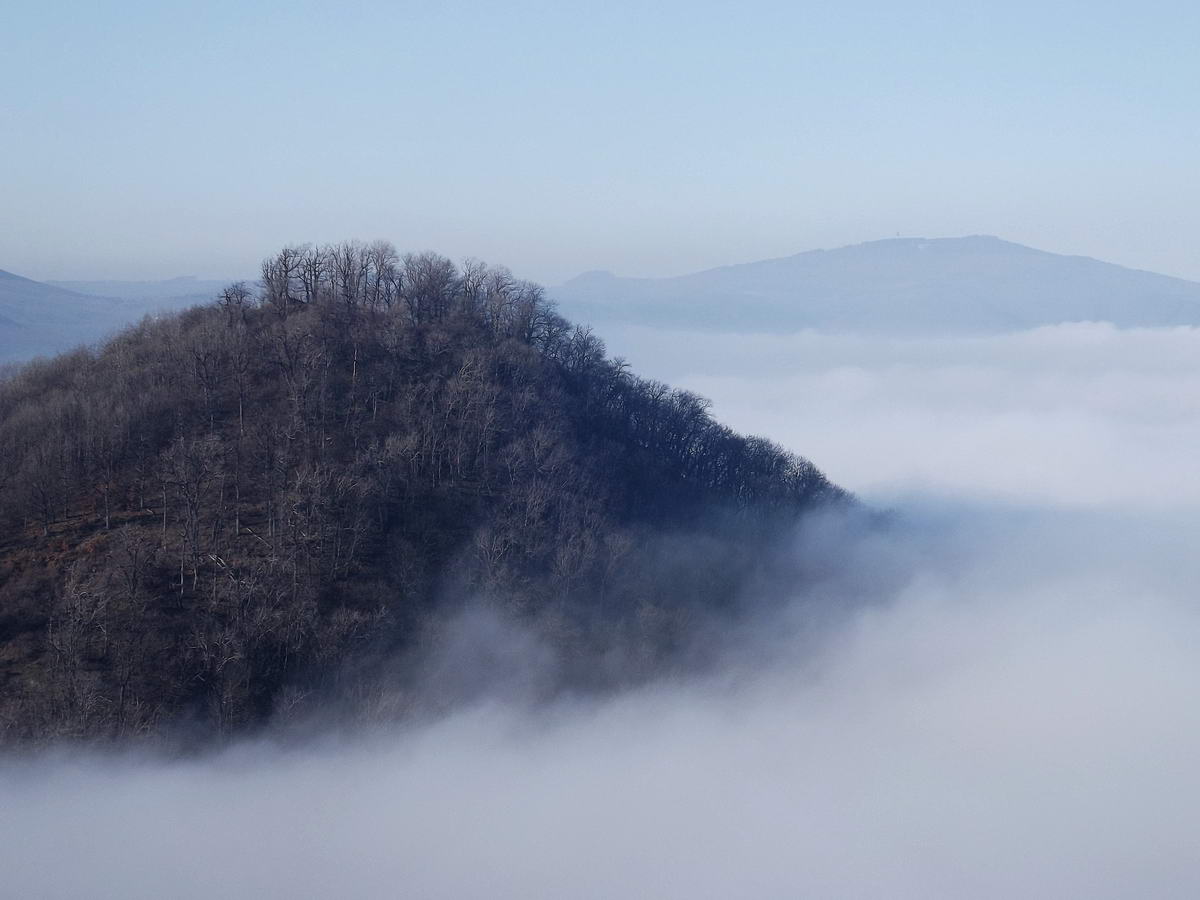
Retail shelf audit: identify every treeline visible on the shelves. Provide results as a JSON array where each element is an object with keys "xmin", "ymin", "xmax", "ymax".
[{"xmin": 0, "ymin": 242, "xmax": 844, "ymax": 743}]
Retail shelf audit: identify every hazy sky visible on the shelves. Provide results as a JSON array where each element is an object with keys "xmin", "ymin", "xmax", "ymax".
[{"xmin": 4, "ymin": 0, "xmax": 1199, "ymax": 283}]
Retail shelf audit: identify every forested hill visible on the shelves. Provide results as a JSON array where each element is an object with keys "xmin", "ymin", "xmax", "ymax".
[{"xmin": 0, "ymin": 243, "xmax": 844, "ymax": 744}]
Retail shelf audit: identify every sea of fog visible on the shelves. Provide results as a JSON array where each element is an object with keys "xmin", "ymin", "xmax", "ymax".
[{"xmin": 5, "ymin": 322, "xmax": 1200, "ymax": 899}]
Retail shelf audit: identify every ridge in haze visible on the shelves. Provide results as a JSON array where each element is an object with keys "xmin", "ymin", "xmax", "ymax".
[
  {"xmin": 552, "ymin": 236, "xmax": 1200, "ymax": 334},
  {"xmin": 0, "ymin": 269, "xmax": 222, "ymax": 363}
]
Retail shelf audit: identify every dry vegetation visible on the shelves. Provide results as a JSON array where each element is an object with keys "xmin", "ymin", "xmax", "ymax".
[{"xmin": 0, "ymin": 243, "xmax": 844, "ymax": 744}]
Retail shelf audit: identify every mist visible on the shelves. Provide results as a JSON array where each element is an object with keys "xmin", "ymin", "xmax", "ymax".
[
  {"xmin": 5, "ymin": 323, "xmax": 1200, "ymax": 898},
  {"xmin": 604, "ymin": 321, "xmax": 1200, "ymax": 507}
]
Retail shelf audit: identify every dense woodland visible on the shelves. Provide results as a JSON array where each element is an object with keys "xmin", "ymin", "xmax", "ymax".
[{"xmin": 0, "ymin": 243, "xmax": 845, "ymax": 743}]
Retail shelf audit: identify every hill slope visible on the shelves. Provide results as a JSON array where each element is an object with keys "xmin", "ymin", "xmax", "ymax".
[
  {"xmin": 553, "ymin": 236, "xmax": 1200, "ymax": 333},
  {"xmin": 0, "ymin": 244, "xmax": 843, "ymax": 744}
]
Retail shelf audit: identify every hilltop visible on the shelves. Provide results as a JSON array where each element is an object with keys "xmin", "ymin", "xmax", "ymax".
[{"xmin": 0, "ymin": 243, "xmax": 843, "ymax": 743}]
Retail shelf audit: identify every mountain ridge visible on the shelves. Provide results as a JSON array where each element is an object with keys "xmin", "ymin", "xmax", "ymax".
[
  {"xmin": 0, "ymin": 269, "xmax": 222, "ymax": 363},
  {"xmin": 47, "ymin": 275, "xmax": 238, "ymax": 301},
  {"xmin": 553, "ymin": 236, "xmax": 1200, "ymax": 334}
]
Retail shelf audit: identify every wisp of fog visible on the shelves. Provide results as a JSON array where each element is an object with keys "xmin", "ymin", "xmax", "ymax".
[{"xmin": 4, "ymin": 324, "xmax": 1200, "ymax": 899}]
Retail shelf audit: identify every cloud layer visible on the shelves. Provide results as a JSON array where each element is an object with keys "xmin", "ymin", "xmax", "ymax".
[
  {"xmin": 4, "ymin": 324, "xmax": 1200, "ymax": 899},
  {"xmin": 606, "ymin": 321, "xmax": 1200, "ymax": 507}
]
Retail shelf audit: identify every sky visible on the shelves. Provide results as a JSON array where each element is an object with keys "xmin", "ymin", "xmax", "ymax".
[
  {"xmin": 3, "ymin": 0, "xmax": 1199, "ymax": 283},
  {"xmin": 9, "ymin": 8, "xmax": 1200, "ymax": 893}
]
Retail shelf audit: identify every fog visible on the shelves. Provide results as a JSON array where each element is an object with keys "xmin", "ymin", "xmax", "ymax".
[
  {"xmin": 5, "ymin": 323, "xmax": 1200, "ymax": 898},
  {"xmin": 606, "ymin": 321, "xmax": 1200, "ymax": 508}
]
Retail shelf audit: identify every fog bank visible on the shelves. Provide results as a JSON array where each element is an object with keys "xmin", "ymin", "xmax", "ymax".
[
  {"xmin": 4, "ymin": 324, "xmax": 1200, "ymax": 898},
  {"xmin": 604, "ymin": 322, "xmax": 1200, "ymax": 507}
]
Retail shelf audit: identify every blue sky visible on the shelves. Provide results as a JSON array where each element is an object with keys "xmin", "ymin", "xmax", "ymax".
[{"xmin": 3, "ymin": 0, "xmax": 1198, "ymax": 283}]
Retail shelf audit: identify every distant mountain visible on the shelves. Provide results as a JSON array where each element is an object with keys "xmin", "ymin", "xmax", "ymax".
[
  {"xmin": 0, "ymin": 269, "xmax": 106, "ymax": 325},
  {"xmin": 0, "ymin": 270, "xmax": 230, "ymax": 363},
  {"xmin": 0, "ymin": 270, "xmax": 122, "ymax": 362},
  {"xmin": 48, "ymin": 275, "xmax": 233, "ymax": 303},
  {"xmin": 552, "ymin": 236, "xmax": 1200, "ymax": 334}
]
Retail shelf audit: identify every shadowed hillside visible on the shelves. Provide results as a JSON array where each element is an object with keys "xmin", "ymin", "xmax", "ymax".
[{"xmin": 0, "ymin": 243, "xmax": 844, "ymax": 744}]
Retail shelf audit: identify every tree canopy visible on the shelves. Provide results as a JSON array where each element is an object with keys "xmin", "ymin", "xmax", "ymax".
[{"xmin": 0, "ymin": 242, "xmax": 845, "ymax": 744}]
